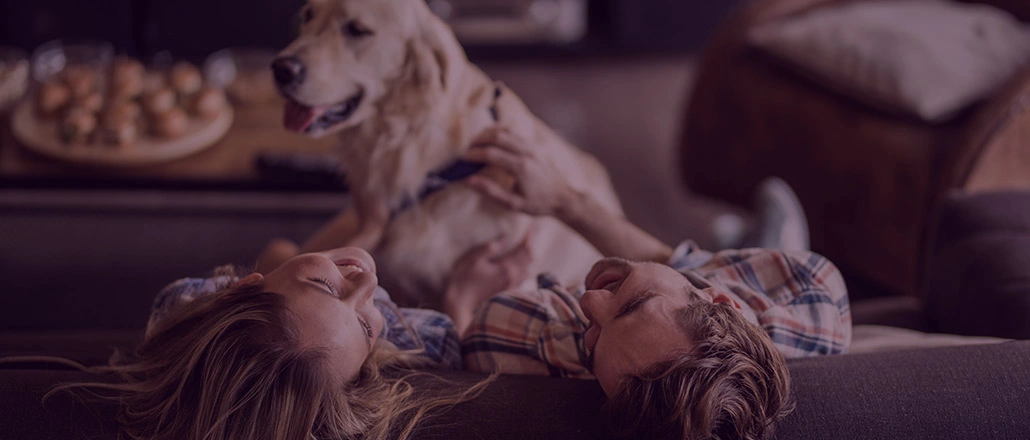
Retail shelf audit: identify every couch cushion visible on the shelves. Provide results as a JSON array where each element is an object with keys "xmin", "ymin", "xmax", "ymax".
[
  {"xmin": 925, "ymin": 190, "xmax": 1030, "ymax": 339},
  {"xmin": 0, "ymin": 368, "xmax": 608, "ymax": 440},
  {"xmin": 774, "ymin": 340, "xmax": 1030, "ymax": 439},
  {"xmin": 0, "ymin": 330, "xmax": 141, "ymax": 368},
  {"xmin": 850, "ymin": 296, "xmax": 928, "ymax": 330},
  {"xmin": 4, "ymin": 342, "xmax": 1030, "ymax": 440},
  {"xmin": 850, "ymin": 324, "xmax": 1006, "ymax": 353},
  {"xmin": 748, "ymin": 0, "xmax": 1030, "ymax": 122}
]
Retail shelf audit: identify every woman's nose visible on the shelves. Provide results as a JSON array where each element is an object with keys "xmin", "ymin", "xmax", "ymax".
[
  {"xmin": 341, "ymin": 272, "xmax": 378, "ymax": 302},
  {"xmin": 357, "ymin": 279, "xmax": 377, "ymax": 303},
  {"xmin": 579, "ymin": 289, "xmax": 615, "ymax": 326}
]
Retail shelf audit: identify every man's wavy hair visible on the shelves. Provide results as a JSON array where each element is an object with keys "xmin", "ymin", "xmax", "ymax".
[{"xmin": 602, "ymin": 299, "xmax": 793, "ymax": 440}]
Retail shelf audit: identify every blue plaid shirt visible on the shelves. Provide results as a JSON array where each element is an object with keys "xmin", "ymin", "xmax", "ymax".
[{"xmin": 149, "ymin": 277, "xmax": 462, "ymax": 369}]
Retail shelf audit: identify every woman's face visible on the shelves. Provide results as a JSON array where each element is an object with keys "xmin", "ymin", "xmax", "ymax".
[{"xmin": 248, "ymin": 246, "xmax": 384, "ymax": 383}]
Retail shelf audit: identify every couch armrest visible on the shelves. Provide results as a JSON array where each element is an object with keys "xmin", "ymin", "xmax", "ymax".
[
  {"xmin": 924, "ymin": 190, "xmax": 1030, "ymax": 339},
  {"xmin": 679, "ymin": 0, "xmax": 1030, "ymax": 297},
  {"xmin": 944, "ymin": 70, "xmax": 1030, "ymax": 194}
]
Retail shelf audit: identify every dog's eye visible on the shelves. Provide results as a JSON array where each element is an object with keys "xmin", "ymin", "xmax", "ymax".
[
  {"xmin": 343, "ymin": 20, "xmax": 374, "ymax": 38},
  {"xmin": 300, "ymin": 6, "xmax": 314, "ymax": 24}
]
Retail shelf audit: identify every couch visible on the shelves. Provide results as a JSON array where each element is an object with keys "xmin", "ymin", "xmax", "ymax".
[{"xmin": 2, "ymin": 189, "xmax": 1029, "ymax": 440}]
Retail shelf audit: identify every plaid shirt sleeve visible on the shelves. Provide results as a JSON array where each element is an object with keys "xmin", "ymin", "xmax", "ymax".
[
  {"xmin": 375, "ymin": 288, "xmax": 463, "ymax": 369},
  {"xmin": 671, "ymin": 241, "xmax": 852, "ymax": 357},
  {"xmin": 461, "ymin": 274, "xmax": 593, "ymax": 378},
  {"xmin": 147, "ymin": 276, "xmax": 234, "ymax": 338}
]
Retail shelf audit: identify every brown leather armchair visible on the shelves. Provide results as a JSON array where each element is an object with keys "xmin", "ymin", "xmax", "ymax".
[{"xmin": 680, "ymin": 0, "xmax": 1030, "ymax": 297}]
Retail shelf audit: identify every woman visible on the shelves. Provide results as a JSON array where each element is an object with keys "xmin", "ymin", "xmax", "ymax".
[{"xmin": 49, "ymin": 239, "xmax": 531, "ymax": 440}]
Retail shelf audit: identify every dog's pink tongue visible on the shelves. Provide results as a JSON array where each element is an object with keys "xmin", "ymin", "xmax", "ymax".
[{"xmin": 283, "ymin": 100, "xmax": 325, "ymax": 133}]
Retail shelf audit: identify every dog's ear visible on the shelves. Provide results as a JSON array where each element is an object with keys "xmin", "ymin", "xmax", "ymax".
[
  {"xmin": 400, "ymin": 37, "xmax": 444, "ymax": 98},
  {"xmin": 415, "ymin": 12, "xmax": 465, "ymax": 91},
  {"xmin": 388, "ymin": 9, "xmax": 465, "ymax": 117}
]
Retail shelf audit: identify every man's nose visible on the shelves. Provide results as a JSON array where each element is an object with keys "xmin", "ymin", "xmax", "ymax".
[{"xmin": 579, "ymin": 289, "xmax": 615, "ymax": 325}]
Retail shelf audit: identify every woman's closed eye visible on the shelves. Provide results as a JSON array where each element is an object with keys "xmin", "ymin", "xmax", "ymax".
[
  {"xmin": 359, "ymin": 318, "xmax": 374, "ymax": 338},
  {"xmin": 310, "ymin": 277, "xmax": 373, "ymax": 344},
  {"xmin": 311, "ymin": 277, "xmax": 338, "ymax": 297}
]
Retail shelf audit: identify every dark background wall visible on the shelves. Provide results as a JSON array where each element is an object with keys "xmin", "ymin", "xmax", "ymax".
[{"xmin": 0, "ymin": 0, "xmax": 739, "ymax": 61}]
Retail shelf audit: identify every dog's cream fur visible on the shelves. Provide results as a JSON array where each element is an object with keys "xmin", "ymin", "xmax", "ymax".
[{"xmin": 278, "ymin": 0, "xmax": 622, "ymax": 305}]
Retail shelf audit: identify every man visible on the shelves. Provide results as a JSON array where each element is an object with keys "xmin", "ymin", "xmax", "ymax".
[{"xmin": 448, "ymin": 128, "xmax": 851, "ymax": 440}]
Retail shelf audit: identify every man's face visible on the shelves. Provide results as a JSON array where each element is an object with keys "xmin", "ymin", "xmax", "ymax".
[{"xmin": 580, "ymin": 258, "xmax": 740, "ymax": 396}]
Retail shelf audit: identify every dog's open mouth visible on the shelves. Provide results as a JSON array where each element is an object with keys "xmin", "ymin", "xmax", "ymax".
[{"xmin": 283, "ymin": 90, "xmax": 365, "ymax": 134}]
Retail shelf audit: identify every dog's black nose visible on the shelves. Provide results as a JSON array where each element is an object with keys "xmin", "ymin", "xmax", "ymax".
[{"xmin": 272, "ymin": 56, "xmax": 306, "ymax": 87}]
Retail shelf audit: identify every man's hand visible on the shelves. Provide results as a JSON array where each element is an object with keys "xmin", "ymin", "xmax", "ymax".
[
  {"xmin": 466, "ymin": 127, "xmax": 673, "ymax": 263},
  {"xmin": 442, "ymin": 230, "xmax": 534, "ymax": 334},
  {"xmin": 464, "ymin": 128, "xmax": 581, "ymax": 218}
]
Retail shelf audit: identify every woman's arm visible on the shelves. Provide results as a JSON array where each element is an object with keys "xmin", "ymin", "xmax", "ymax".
[
  {"xmin": 254, "ymin": 192, "xmax": 390, "ymax": 274},
  {"xmin": 464, "ymin": 128, "xmax": 672, "ymax": 262},
  {"xmin": 301, "ymin": 190, "xmax": 390, "ymax": 253}
]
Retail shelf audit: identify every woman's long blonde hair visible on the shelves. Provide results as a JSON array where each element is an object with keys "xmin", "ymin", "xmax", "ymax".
[{"xmin": 47, "ymin": 274, "xmax": 486, "ymax": 440}]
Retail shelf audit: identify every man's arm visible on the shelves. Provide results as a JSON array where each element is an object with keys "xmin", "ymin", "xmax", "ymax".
[
  {"xmin": 464, "ymin": 128, "xmax": 671, "ymax": 262},
  {"xmin": 556, "ymin": 189, "xmax": 671, "ymax": 262}
]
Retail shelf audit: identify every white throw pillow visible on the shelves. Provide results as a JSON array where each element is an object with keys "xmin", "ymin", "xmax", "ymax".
[{"xmin": 748, "ymin": 0, "xmax": 1030, "ymax": 122}]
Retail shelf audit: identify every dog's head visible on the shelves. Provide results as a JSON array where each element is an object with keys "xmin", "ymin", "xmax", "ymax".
[{"xmin": 273, "ymin": 0, "xmax": 462, "ymax": 137}]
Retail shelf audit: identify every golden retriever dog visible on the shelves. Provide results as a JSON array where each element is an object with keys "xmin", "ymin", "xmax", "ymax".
[{"xmin": 271, "ymin": 0, "xmax": 622, "ymax": 306}]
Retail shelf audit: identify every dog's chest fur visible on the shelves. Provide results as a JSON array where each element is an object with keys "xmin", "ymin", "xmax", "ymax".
[
  {"xmin": 335, "ymin": 65, "xmax": 607, "ymax": 307},
  {"xmin": 336, "ymin": 68, "xmax": 514, "ymax": 303}
]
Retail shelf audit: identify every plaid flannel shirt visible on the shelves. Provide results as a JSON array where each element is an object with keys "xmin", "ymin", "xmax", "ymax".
[
  {"xmin": 461, "ymin": 242, "xmax": 851, "ymax": 377},
  {"xmin": 149, "ymin": 277, "xmax": 462, "ymax": 369}
]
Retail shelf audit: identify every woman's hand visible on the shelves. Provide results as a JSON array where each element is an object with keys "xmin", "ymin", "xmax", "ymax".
[
  {"xmin": 464, "ymin": 128, "xmax": 582, "ymax": 218},
  {"xmin": 349, "ymin": 191, "xmax": 390, "ymax": 251},
  {"xmin": 442, "ymin": 231, "xmax": 534, "ymax": 335},
  {"xmin": 298, "ymin": 191, "xmax": 390, "ymax": 254}
]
